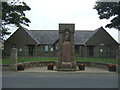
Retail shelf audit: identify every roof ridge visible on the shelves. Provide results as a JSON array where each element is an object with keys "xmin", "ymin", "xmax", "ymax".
[
  {"xmin": 27, "ymin": 30, "xmax": 95, "ymax": 31},
  {"xmin": 29, "ymin": 30, "xmax": 58, "ymax": 31},
  {"xmin": 76, "ymin": 30, "xmax": 95, "ymax": 31}
]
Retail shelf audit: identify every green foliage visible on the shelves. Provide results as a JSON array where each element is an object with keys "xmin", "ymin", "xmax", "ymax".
[
  {"xmin": 94, "ymin": 1, "xmax": 120, "ymax": 30},
  {"xmin": 2, "ymin": 1, "xmax": 31, "ymax": 40},
  {"xmin": 2, "ymin": 2, "xmax": 31, "ymax": 26},
  {"xmin": 0, "ymin": 1, "xmax": 1, "ymax": 18}
]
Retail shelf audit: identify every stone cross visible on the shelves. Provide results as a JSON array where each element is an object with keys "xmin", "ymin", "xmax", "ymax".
[{"xmin": 57, "ymin": 23, "xmax": 76, "ymax": 71}]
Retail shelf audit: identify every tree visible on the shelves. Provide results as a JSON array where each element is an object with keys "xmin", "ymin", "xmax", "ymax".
[
  {"xmin": 1, "ymin": 0, "xmax": 31, "ymax": 40},
  {"xmin": 94, "ymin": 1, "xmax": 120, "ymax": 30}
]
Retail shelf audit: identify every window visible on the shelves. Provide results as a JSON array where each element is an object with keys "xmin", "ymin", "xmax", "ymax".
[
  {"xmin": 11, "ymin": 44, "xmax": 16, "ymax": 48},
  {"xmin": 50, "ymin": 47, "xmax": 54, "ymax": 51},
  {"xmin": 100, "ymin": 49, "xmax": 103, "ymax": 53},
  {"xmin": 19, "ymin": 48, "xmax": 23, "ymax": 52},
  {"xmin": 75, "ymin": 45, "xmax": 80, "ymax": 53},
  {"xmin": 55, "ymin": 45, "xmax": 59, "ymax": 51},
  {"xmin": 44, "ymin": 45, "xmax": 49, "ymax": 53}
]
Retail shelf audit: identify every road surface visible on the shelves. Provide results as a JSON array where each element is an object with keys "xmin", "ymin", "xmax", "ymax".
[{"xmin": 2, "ymin": 71, "xmax": 118, "ymax": 88}]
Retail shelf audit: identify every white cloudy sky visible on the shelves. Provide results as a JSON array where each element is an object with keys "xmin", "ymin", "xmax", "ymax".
[
  {"xmin": 24, "ymin": 0, "xmax": 108, "ymax": 30},
  {"xmin": 10, "ymin": 0, "xmax": 119, "ymax": 42}
]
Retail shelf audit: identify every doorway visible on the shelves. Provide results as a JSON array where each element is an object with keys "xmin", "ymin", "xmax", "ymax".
[
  {"xmin": 28, "ymin": 45, "xmax": 35, "ymax": 56},
  {"xmin": 87, "ymin": 46, "xmax": 94, "ymax": 57}
]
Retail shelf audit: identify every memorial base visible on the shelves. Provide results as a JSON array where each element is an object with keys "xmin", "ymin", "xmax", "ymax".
[{"xmin": 57, "ymin": 61, "xmax": 76, "ymax": 71}]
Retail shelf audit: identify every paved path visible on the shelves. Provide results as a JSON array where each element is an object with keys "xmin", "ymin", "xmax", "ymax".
[{"xmin": 18, "ymin": 66, "xmax": 116, "ymax": 73}]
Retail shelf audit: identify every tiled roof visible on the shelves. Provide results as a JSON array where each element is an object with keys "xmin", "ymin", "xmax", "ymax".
[
  {"xmin": 74, "ymin": 30, "xmax": 95, "ymax": 44},
  {"xmin": 27, "ymin": 30, "xmax": 59, "ymax": 44},
  {"xmin": 23, "ymin": 28, "xmax": 100, "ymax": 45}
]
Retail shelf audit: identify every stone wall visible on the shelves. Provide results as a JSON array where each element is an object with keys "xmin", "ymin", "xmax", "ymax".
[{"xmin": 10, "ymin": 48, "xmax": 17, "ymax": 71}]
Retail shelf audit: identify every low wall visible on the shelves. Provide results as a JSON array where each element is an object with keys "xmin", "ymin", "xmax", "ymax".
[
  {"xmin": 18, "ymin": 61, "xmax": 55, "ymax": 68},
  {"xmin": 2, "ymin": 61, "xmax": 117, "ymax": 71},
  {"xmin": 76, "ymin": 61, "xmax": 109, "ymax": 69},
  {"xmin": 19, "ymin": 61, "xmax": 113, "ymax": 70}
]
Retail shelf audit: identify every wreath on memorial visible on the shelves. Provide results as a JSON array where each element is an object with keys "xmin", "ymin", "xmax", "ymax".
[
  {"xmin": 108, "ymin": 64, "xmax": 116, "ymax": 71},
  {"xmin": 47, "ymin": 63, "xmax": 54, "ymax": 70},
  {"xmin": 78, "ymin": 63, "xmax": 86, "ymax": 70},
  {"xmin": 17, "ymin": 64, "xmax": 25, "ymax": 70},
  {"xmin": 78, "ymin": 63, "xmax": 86, "ymax": 67}
]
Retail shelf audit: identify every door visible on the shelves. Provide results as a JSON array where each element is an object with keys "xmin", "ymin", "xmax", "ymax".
[
  {"xmin": 87, "ymin": 46, "xmax": 94, "ymax": 57},
  {"xmin": 28, "ymin": 45, "xmax": 35, "ymax": 56}
]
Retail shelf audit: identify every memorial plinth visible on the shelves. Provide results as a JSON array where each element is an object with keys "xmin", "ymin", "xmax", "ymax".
[{"xmin": 57, "ymin": 23, "xmax": 76, "ymax": 71}]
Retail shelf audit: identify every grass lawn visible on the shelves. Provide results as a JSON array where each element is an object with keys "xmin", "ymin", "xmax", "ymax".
[
  {"xmin": 75, "ymin": 58, "xmax": 117, "ymax": 64},
  {"xmin": 2, "ymin": 57, "xmax": 117, "ymax": 64},
  {"xmin": 18, "ymin": 57, "xmax": 58, "ymax": 63},
  {"xmin": 2, "ymin": 58, "xmax": 12, "ymax": 64}
]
